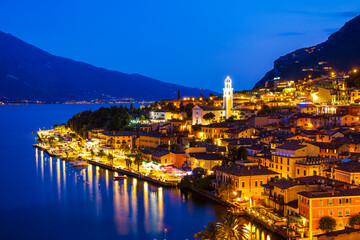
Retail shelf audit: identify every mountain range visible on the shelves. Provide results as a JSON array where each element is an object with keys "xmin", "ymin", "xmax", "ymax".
[
  {"xmin": 0, "ymin": 31, "xmax": 216, "ymax": 102},
  {"xmin": 254, "ymin": 14, "xmax": 360, "ymax": 88}
]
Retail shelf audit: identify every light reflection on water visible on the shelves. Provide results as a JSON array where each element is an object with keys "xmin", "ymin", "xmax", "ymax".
[
  {"xmin": 33, "ymin": 147, "xmax": 281, "ymax": 240},
  {"xmin": 34, "ymin": 148, "xmax": 172, "ymax": 237},
  {"xmin": 0, "ymin": 104, "xmax": 287, "ymax": 239}
]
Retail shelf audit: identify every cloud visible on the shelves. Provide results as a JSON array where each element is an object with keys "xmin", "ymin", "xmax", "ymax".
[
  {"xmin": 279, "ymin": 9, "xmax": 360, "ymax": 19},
  {"xmin": 337, "ymin": 11, "xmax": 360, "ymax": 18},
  {"xmin": 323, "ymin": 27, "xmax": 340, "ymax": 34},
  {"xmin": 278, "ymin": 32, "xmax": 305, "ymax": 36}
]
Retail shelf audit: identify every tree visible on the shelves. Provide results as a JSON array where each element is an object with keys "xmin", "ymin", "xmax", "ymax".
[
  {"xmin": 193, "ymin": 177, "xmax": 212, "ymax": 190},
  {"xmin": 98, "ymin": 149, "xmax": 106, "ymax": 158},
  {"xmin": 120, "ymin": 144, "xmax": 130, "ymax": 154},
  {"xmin": 90, "ymin": 149, "xmax": 95, "ymax": 159},
  {"xmin": 198, "ymin": 93, "xmax": 205, "ymax": 101},
  {"xmin": 347, "ymin": 71, "xmax": 360, "ymax": 88},
  {"xmin": 215, "ymin": 183, "xmax": 234, "ymax": 201},
  {"xmin": 193, "ymin": 167, "xmax": 206, "ymax": 180},
  {"xmin": 194, "ymin": 221, "xmax": 219, "ymax": 240},
  {"xmin": 179, "ymin": 175, "xmax": 192, "ymax": 189},
  {"xmin": 319, "ymin": 216, "xmax": 336, "ymax": 233},
  {"xmin": 134, "ymin": 152, "xmax": 143, "ymax": 172},
  {"xmin": 238, "ymin": 146, "xmax": 248, "ymax": 160},
  {"xmin": 107, "ymin": 153, "xmax": 115, "ymax": 166},
  {"xmin": 217, "ymin": 213, "xmax": 248, "ymax": 240},
  {"xmin": 203, "ymin": 112, "xmax": 215, "ymax": 123},
  {"xmin": 189, "ymin": 136, "xmax": 197, "ymax": 147},
  {"xmin": 125, "ymin": 158, "xmax": 132, "ymax": 169},
  {"xmin": 177, "ymin": 90, "xmax": 181, "ymax": 100},
  {"xmin": 349, "ymin": 215, "xmax": 360, "ymax": 227},
  {"xmin": 226, "ymin": 145, "xmax": 239, "ymax": 163},
  {"xmin": 185, "ymin": 103, "xmax": 194, "ymax": 119}
]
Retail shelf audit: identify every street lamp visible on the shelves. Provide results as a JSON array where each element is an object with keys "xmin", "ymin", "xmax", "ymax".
[{"xmin": 164, "ymin": 228, "xmax": 168, "ymax": 240}]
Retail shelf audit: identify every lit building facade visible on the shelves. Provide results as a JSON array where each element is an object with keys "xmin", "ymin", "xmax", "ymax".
[{"xmin": 223, "ymin": 76, "xmax": 233, "ymax": 119}]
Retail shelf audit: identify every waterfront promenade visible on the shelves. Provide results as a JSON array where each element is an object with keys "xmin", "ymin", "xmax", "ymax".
[{"xmin": 33, "ymin": 144, "xmax": 178, "ymax": 188}]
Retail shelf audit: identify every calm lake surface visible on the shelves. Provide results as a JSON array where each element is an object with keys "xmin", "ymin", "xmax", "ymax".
[{"xmin": 0, "ymin": 104, "xmax": 281, "ymax": 240}]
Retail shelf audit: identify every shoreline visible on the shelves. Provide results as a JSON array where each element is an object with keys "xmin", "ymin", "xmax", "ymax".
[
  {"xmin": 33, "ymin": 144, "xmax": 178, "ymax": 188},
  {"xmin": 34, "ymin": 143, "xmax": 288, "ymax": 239}
]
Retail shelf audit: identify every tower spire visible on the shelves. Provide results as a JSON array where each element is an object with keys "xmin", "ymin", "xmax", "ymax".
[{"xmin": 223, "ymin": 76, "xmax": 233, "ymax": 119}]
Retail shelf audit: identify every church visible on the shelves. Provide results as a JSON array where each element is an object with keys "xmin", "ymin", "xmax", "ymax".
[{"xmin": 192, "ymin": 76, "xmax": 237, "ymax": 125}]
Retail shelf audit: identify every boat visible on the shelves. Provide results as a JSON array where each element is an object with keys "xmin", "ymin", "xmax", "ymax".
[
  {"xmin": 71, "ymin": 161, "xmax": 88, "ymax": 167},
  {"xmin": 114, "ymin": 175, "xmax": 127, "ymax": 180}
]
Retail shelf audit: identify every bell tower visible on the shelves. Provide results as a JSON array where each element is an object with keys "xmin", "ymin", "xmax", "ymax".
[{"xmin": 223, "ymin": 76, "xmax": 233, "ymax": 119}]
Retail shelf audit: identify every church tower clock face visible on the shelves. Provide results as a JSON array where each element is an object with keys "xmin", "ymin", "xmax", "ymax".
[{"xmin": 223, "ymin": 76, "xmax": 233, "ymax": 119}]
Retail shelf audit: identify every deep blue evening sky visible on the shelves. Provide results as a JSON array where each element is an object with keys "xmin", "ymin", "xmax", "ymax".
[{"xmin": 0, "ymin": 1, "xmax": 359, "ymax": 92}]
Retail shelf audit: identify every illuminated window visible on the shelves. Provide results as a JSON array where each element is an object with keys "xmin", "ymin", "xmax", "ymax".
[
  {"xmin": 339, "ymin": 209, "xmax": 343, "ymax": 217},
  {"xmin": 346, "ymin": 208, "xmax": 350, "ymax": 216}
]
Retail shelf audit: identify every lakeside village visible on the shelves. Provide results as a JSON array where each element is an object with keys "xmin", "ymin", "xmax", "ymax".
[{"xmin": 36, "ymin": 68, "xmax": 360, "ymax": 240}]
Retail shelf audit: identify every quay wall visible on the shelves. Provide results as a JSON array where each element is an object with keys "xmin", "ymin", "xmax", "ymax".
[{"xmin": 33, "ymin": 144, "xmax": 178, "ymax": 188}]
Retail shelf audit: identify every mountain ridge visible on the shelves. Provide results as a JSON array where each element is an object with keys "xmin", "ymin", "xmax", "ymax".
[
  {"xmin": 254, "ymin": 14, "xmax": 360, "ymax": 88},
  {"xmin": 0, "ymin": 31, "xmax": 217, "ymax": 102}
]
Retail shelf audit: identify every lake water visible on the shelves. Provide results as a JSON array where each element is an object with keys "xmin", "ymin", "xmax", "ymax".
[{"xmin": 0, "ymin": 104, "xmax": 281, "ymax": 240}]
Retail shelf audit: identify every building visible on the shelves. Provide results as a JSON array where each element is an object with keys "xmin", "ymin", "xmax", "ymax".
[
  {"xmin": 150, "ymin": 109, "xmax": 172, "ymax": 122},
  {"xmin": 315, "ymin": 130, "xmax": 344, "ymax": 143},
  {"xmin": 267, "ymin": 142, "xmax": 319, "ymax": 178},
  {"xmin": 306, "ymin": 142, "xmax": 349, "ymax": 158},
  {"xmin": 136, "ymin": 131, "xmax": 177, "ymax": 148},
  {"xmin": 192, "ymin": 105, "xmax": 224, "ymax": 125},
  {"xmin": 298, "ymin": 188, "xmax": 360, "ymax": 238},
  {"xmin": 96, "ymin": 131, "xmax": 134, "ymax": 149},
  {"xmin": 334, "ymin": 161, "xmax": 360, "ymax": 185},
  {"xmin": 201, "ymin": 122, "xmax": 235, "ymax": 140},
  {"xmin": 223, "ymin": 76, "xmax": 234, "ymax": 119},
  {"xmin": 189, "ymin": 152, "xmax": 222, "ymax": 171},
  {"xmin": 216, "ymin": 160, "xmax": 279, "ymax": 200},
  {"xmin": 169, "ymin": 150, "xmax": 186, "ymax": 168},
  {"xmin": 297, "ymin": 102, "xmax": 318, "ymax": 114}
]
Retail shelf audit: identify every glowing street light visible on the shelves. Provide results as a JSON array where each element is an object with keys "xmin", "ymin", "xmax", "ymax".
[{"xmin": 312, "ymin": 93, "xmax": 318, "ymax": 101}]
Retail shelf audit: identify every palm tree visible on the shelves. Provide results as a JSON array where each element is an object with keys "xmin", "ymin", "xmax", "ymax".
[
  {"xmin": 134, "ymin": 152, "xmax": 143, "ymax": 172},
  {"xmin": 97, "ymin": 149, "xmax": 106, "ymax": 160},
  {"xmin": 125, "ymin": 158, "xmax": 132, "ymax": 169},
  {"xmin": 107, "ymin": 153, "xmax": 115, "ymax": 166},
  {"xmin": 217, "ymin": 213, "xmax": 248, "ymax": 240},
  {"xmin": 194, "ymin": 221, "xmax": 219, "ymax": 240}
]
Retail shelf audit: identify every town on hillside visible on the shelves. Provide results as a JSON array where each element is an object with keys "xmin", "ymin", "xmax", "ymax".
[{"xmin": 36, "ymin": 69, "xmax": 360, "ymax": 240}]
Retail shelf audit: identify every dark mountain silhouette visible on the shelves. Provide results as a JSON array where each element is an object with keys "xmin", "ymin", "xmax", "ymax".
[
  {"xmin": 0, "ymin": 31, "xmax": 217, "ymax": 102},
  {"xmin": 254, "ymin": 14, "xmax": 360, "ymax": 88}
]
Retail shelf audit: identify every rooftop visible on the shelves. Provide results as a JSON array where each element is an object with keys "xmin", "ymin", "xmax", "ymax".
[
  {"xmin": 298, "ymin": 188, "xmax": 360, "ymax": 198},
  {"xmin": 216, "ymin": 163, "xmax": 278, "ymax": 177},
  {"xmin": 271, "ymin": 178, "xmax": 300, "ymax": 190},
  {"xmin": 190, "ymin": 153, "xmax": 223, "ymax": 161},
  {"xmin": 277, "ymin": 142, "xmax": 306, "ymax": 151}
]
